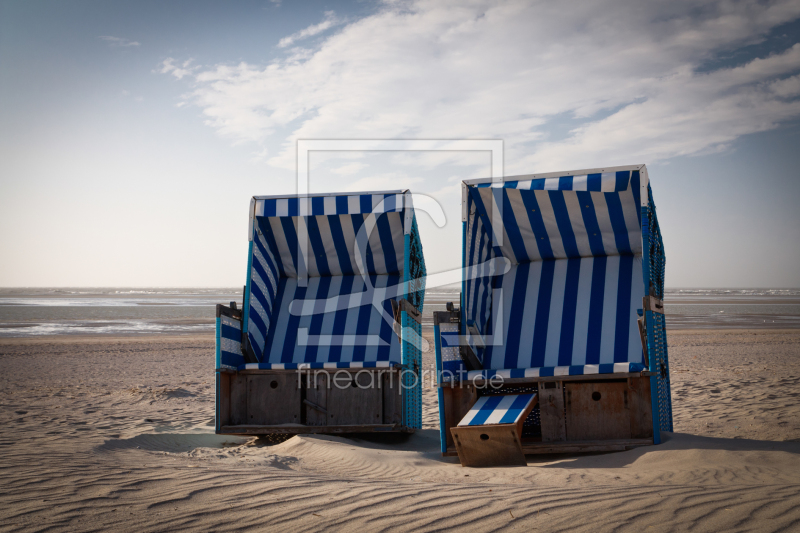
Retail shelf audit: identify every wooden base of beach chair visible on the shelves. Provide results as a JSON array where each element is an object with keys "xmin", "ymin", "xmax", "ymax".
[
  {"xmin": 440, "ymin": 376, "xmax": 655, "ymax": 458},
  {"xmin": 450, "ymin": 393, "xmax": 538, "ymax": 468},
  {"xmin": 216, "ymin": 368, "xmax": 409, "ymax": 435}
]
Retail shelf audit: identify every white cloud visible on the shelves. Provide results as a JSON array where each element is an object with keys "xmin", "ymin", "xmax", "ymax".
[
  {"xmin": 120, "ymin": 89, "xmax": 144, "ymax": 102},
  {"xmin": 162, "ymin": 0, "xmax": 800, "ymax": 174},
  {"xmin": 278, "ymin": 11, "xmax": 342, "ymax": 48},
  {"xmin": 770, "ymin": 73, "xmax": 800, "ymax": 97},
  {"xmin": 99, "ymin": 36, "xmax": 140, "ymax": 47},
  {"xmin": 330, "ymin": 162, "xmax": 368, "ymax": 175},
  {"xmin": 342, "ymin": 173, "xmax": 423, "ymax": 192},
  {"xmin": 158, "ymin": 58, "xmax": 198, "ymax": 80}
]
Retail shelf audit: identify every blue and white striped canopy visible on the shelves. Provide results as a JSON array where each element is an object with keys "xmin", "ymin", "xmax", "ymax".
[
  {"xmin": 469, "ymin": 171, "xmax": 642, "ymax": 262},
  {"xmin": 254, "ymin": 212, "xmax": 404, "ymax": 278},
  {"xmin": 474, "ymin": 171, "xmax": 635, "ymax": 192},
  {"xmin": 461, "ymin": 169, "xmax": 646, "ymax": 376},
  {"xmin": 254, "ymin": 193, "xmax": 404, "ymax": 218},
  {"xmin": 245, "ymin": 191, "xmax": 417, "ymax": 367},
  {"xmin": 252, "ymin": 192, "xmax": 408, "ymax": 279}
]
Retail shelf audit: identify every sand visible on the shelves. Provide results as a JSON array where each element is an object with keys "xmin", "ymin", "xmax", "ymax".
[{"xmin": 1, "ymin": 330, "xmax": 799, "ymax": 532}]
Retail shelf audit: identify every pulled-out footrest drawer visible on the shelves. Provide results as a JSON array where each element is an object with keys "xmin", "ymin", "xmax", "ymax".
[{"xmin": 450, "ymin": 393, "xmax": 538, "ymax": 468}]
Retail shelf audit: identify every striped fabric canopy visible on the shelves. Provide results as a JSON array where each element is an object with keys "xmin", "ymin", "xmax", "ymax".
[
  {"xmin": 470, "ymin": 170, "xmax": 642, "ymax": 262},
  {"xmin": 475, "ymin": 171, "xmax": 636, "ymax": 192},
  {"xmin": 254, "ymin": 212, "xmax": 404, "ymax": 278},
  {"xmin": 245, "ymin": 191, "xmax": 414, "ymax": 367},
  {"xmin": 254, "ymin": 193, "xmax": 405, "ymax": 218},
  {"xmin": 461, "ymin": 169, "xmax": 645, "ymax": 376}
]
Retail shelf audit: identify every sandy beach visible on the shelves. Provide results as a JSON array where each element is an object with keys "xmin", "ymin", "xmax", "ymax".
[{"xmin": 1, "ymin": 329, "xmax": 799, "ymax": 532}]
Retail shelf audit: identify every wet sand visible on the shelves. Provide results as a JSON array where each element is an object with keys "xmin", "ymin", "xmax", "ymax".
[{"xmin": 1, "ymin": 330, "xmax": 799, "ymax": 532}]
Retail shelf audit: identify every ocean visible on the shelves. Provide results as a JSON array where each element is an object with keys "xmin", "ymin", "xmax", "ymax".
[{"xmin": 0, "ymin": 287, "xmax": 798, "ymax": 337}]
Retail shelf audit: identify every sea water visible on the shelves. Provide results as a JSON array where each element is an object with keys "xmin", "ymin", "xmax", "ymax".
[
  {"xmin": 0, "ymin": 288, "xmax": 241, "ymax": 337},
  {"xmin": 0, "ymin": 287, "xmax": 798, "ymax": 337}
]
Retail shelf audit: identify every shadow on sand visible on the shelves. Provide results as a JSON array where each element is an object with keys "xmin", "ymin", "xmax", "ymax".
[
  {"xmin": 528, "ymin": 432, "xmax": 800, "ymax": 469},
  {"xmin": 292, "ymin": 430, "xmax": 800, "ymax": 469}
]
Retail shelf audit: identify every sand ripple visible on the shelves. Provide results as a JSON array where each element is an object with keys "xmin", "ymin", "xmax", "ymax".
[{"xmin": 1, "ymin": 331, "xmax": 799, "ymax": 532}]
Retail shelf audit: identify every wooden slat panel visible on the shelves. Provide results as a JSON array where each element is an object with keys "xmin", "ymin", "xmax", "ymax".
[
  {"xmin": 220, "ymin": 424, "xmax": 401, "ymax": 435},
  {"xmin": 539, "ymin": 381, "xmax": 566, "ymax": 442},
  {"xmin": 328, "ymin": 372, "xmax": 382, "ymax": 425},
  {"xmin": 521, "ymin": 438, "xmax": 653, "ymax": 454},
  {"xmin": 247, "ymin": 374, "xmax": 301, "ymax": 426},
  {"xmin": 217, "ymin": 373, "xmax": 231, "ymax": 428},
  {"xmin": 230, "ymin": 373, "xmax": 248, "ymax": 426},
  {"xmin": 305, "ymin": 373, "xmax": 328, "ymax": 426},
  {"xmin": 440, "ymin": 385, "xmax": 477, "ymax": 450},
  {"xmin": 240, "ymin": 368, "xmax": 401, "ymax": 375},
  {"xmin": 565, "ymin": 382, "xmax": 632, "ymax": 441},
  {"xmin": 451, "ymin": 425, "xmax": 527, "ymax": 467},
  {"xmin": 445, "ymin": 438, "xmax": 654, "ymax": 456},
  {"xmin": 628, "ymin": 377, "xmax": 654, "ymax": 439},
  {"xmin": 382, "ymin": 371, "xmax": 402, "ymax": 425}
]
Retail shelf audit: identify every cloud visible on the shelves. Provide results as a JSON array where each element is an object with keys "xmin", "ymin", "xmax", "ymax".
[
  {"xmin": 120, "ymin": 89, "xmax": 144, "ymax": 102},
  {"xmin": 278, "ymin": 11, "xmax": 341, "ymax": 48},
  {"xmin": 330, "ymin": 162, "xmax": 368, "ymax": 175},
  {"xmin": 99, "ymin": 36, "xmax": 140, "ymax": 47},
  {"xmin": 342, "ymin": 173, "xmax": 423, "ymax": 192},
  {"xmin": 161, "ymin": 0, "xmax": 800, "ymax": 174},
  {"xmin": 770, "ymin": 73, "xmax": 800, "ymax": 97},
  {"xmin": 158, "ymin": 58, "xmax": 198, "ymax": 80}
]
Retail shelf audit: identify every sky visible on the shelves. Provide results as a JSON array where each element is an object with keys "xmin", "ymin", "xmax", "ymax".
[{"xmin": 1, "ymin": 0, "xmax": 799, "ymax": 288}]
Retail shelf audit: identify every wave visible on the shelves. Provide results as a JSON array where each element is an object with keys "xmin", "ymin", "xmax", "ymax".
[
  {"xmin": 666, "ymin": 288, "xmax": 800, "ymax": 297},
  {"xmin": 0, "ymin": 319, "xmax": 214, "ymax": 337}
]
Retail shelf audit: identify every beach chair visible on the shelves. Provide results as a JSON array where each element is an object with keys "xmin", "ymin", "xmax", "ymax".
[
  {"xmin": 215, "ymin": 190, "xmax": 426, "ymax": 436},
  {"xmin": 435, "ymin": 165, "xmax": 672, "ymax": 466}
]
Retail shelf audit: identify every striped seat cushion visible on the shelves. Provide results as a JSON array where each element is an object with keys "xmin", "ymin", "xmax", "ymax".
[
  {"xmin": 458, "ymin": 393, "xmax": 537, "ymax": 426},
  {"xmin": 260, "ymin": 274, "xmax": 402, "ymax": 365},
  {"xmin": 465, "ymin": 363, "xmax": 645, "ymax": 380},
  {"xmin": 483, "ymin": 255, "xmax": 644, "ymax": 370}
]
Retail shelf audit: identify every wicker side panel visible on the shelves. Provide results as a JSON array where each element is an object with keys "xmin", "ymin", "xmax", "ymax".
[
  {"xmin": 402, "ymin": 309, "xmax": 423, "ymax": 429},
  {"xmin": 647, "ymin": 309, "xmax": 673, "ymax": 432},
  {"xmin": 644, "ymin": 186, "xmax": 673, "ymax": 432},
  {"xmin": 401, "ymin": 214, "xmax": 425, "ymax": 430},
  {"xmin": 408, "ymin": 216, "xmax": 426, "ymax": 311},
  {"xmin": 647, "ymin": 186, "xmax": 666, "ymax": 299}
]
